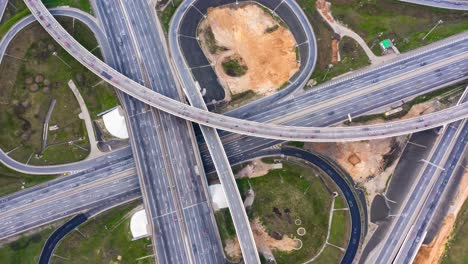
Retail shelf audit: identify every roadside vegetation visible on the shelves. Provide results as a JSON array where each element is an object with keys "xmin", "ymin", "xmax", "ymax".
[
  {"xmin": 235, "ymin": 161, "xmax": 339, "ymax": 263},
  {"xmin": 329, "ymin": 0, "xmax": 468, "ymax": 54},
  {"xmin": 296, "ymin": 0, "xmax": 371, "ymax": 86},
  {"xmin": 310, "ymin": 36, "xmax": 370, "ymax": 85},
  {"xmin": 200, "ymin": 25, "xmax": 228, "ymax": 54},
  {"xmin": 215, "ymin": 208, "xmax": 236, "ymax": 243},
  {"xmin": 0, "ymin": 0, "xmax": 93, "ymax": 34},
  {"xmin": 313, "ymin": 245, "xmax": 344, "ymax": 264},
  {"xmin": 0, "ymin": 219, "xmax": 68, "ymax": 264},
  {"xmin": 42, "ymin": 0, "xmax": 93, "ymax": 14},
  {"xmin": 328, "ymin": 209, "xmax": 350, "ymax": 248},
  {"xmin": 227, "ymin": 90, "xmax": 260, "ymax": 109},
  {"xmin": 0, "ymin": 164, "xmax": 57, "ymax": 197},
  {"xmin": 222, "ymin": 56, "xmax": 248, "ymax": 77},
  {"xmin": 346, "ymin": 81, "xmax": 467, "ymax": 124},
  {"xmin": 0, "ymin": 18, "xmax": 118, "ymax": 165},
  {"xmin": 52, "ymin": 201, "xmax": 153, "ymax": 264},
  {"xmin": 440, "ymin": 200, "xmax": 468, "ymax": 264},
  {"xmin": 158, "ymin": 0, "xmax": 183, "ymax": 32}
]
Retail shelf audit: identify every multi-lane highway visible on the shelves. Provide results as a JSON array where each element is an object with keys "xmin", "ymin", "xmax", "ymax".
[
  {"xmin": 399, "ymin": 0, "xmax": 468, "ymax": 10},
  {"xmin": 365, "ymin": 111, "xmax": 467, "ymax": 262},
  {"xmin": 0, "ymin": 157, "xmax": 139, "ymax": 240},
  {"xmin": 93, "ymin": 0, "xmax": 224, "ymax": 263},
  {"xmin": 0, "ymin": 145, "xmax": 363, "ymax": 263},
  {"xmin": 394, "ymin": 120, "xmax": 467, "ymax": 263},
  {"xmin": 1, "ymin": 1, "xmax": 466, "ymax": 263},
  {"xmin": 24, "ymin": 0, "xmax": 468, "ymax": 142},
  {"xmin": 366, "ymin": 89, "xmax": 468, "ymax": 264},
  {"xmin": 184, "ymin": 81, "xmax": 260, "ymax": 263}
]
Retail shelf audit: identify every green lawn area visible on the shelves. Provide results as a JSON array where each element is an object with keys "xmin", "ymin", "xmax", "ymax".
[
  {"xmin": 158, "ymin": 0, "xmax": 183, "ymax": 33},
  {"xmin": 334, "ymin": 195, "xmax": 348, "ymax": 209},
  {"xmin": 296, "ymin": 0, "xmax": 371, "ymax": 86},
  {"xmin": 313, "ymin": 245, "xmax": 344, "ymax": 264},
  {"xmin": 215, "ymin": 208, "xmax": 236, "ymax": 243},
  {"xmin": 0, "ymin": 219, "xmax": 68, "ymax": 264},
  {"xmin": 42, "ymin": 0, "xmax": 93, "ymax": 14},
  {"xmin": 51, "ymin": 201, "xmax": 153, "ymax": 264},
  {"xmin": 236, "ymin": 161, "xmax": 334, "ymax": 263},
  {"xmin": 287, "ymin": 141, "xmax": 305, "ymax": 148},
  {"xmin": 309, "ymin": 36, "xmax": 371, "ymax": 85},
  {"xmin": 329, "ymin": 0, "xmax": 468, "ymax": 54},
  {"xmin": 441, "ymin": 200, "xmax": 468, "ymax": 264},
  {"xmin": 1, "ymin": 0, "xmax": 93, "ymax": 33},
  {"xmin": 0, "ymin": 163, "xmax": 58, "ymax": 197},
  {"xmin": 222, "ymin": 57, "xmax": 248, "ymax": 77},
  {"xmin": 0, "ymin": 18, "xmax": 118, "ymax": 165},
  {"xmin": 328, "ymin": 209, "xmax": 350, "ymax": 248}
]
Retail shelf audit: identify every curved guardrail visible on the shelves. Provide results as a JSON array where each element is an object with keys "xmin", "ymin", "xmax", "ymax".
[
  {"xmin": 23, "ymin": 0, "xmax": 468, "ymax": 143},
  {"xmin": 169, "ymin": 0, "xmax": 317, "ymax": 118}
]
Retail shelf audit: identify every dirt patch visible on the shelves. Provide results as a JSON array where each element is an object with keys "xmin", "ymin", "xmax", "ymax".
[
  {"xmin": 227, "ymin": 218, "xmax": 298, "ymax": 259},
  {"xmin": 224, "ymin": 237, "xmax": 242, "ymax": 261},
  {"xmin": 198, "ymin": 3, "xmax": 298, "ymax": 97},
  {"xmin": 414, "ymin": 170, "xmax": 468, "ymax": 264},
  {"xmin": 306, "ymin": 100, "xmax": 443, "ymax": 202},
  {"xmin": 235, "ymin": 159, "xmax": 282, "ymax": 178}
]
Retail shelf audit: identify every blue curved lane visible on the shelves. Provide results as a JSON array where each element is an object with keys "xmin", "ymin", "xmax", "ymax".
[
  {"xmin": 39, "ymin": 214, "xmax": 88, "ymax": 264},
  {"xmin": 238, "ymin": 146, "xmax": 363, "ymax": 264},
  {"xmin": 169, "ymin": 0, "xmax": 317, "ymax": 118}
]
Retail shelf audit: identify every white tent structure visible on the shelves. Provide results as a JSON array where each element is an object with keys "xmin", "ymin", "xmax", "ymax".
[
  {"xmin": 208, "ymin": 184, "xmax": 228, "ymax": 210},
  {"xmin": 102, "ymin": 106, "xmax": 129, "ymax": 139},
  {"xmin": 130, "ymin": 209, "xmax": 148, "ymax": 240}
]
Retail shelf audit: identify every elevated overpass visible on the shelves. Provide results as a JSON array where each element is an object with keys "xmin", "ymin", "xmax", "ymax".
[
  {"xmin": 399, "ymin": 0, "xmax": 468, "ymax": 10},
  {"xmin": 23, "ymin": 0, "xmax": 468, "ymax": 143}
]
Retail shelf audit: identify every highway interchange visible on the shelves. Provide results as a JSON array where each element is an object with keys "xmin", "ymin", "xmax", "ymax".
[
  {"xmin": 0, "ymin": 0, "xmax": 466, "ymax": 263},
  {"xmin": 24, "ymin": 0, "xmax": 468, "ymax": 142}
]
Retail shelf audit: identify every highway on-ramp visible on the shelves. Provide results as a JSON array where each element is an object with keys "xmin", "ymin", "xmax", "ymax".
[{"xmin": 23, "ymin": 0, "xmax": 468, "ymax": 142}]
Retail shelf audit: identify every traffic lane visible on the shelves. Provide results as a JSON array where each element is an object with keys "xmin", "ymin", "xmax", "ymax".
[
  {"xmin": 220, "ymin": 45, "xmax": 467, "ymax": 127},
  {"xmin": 209, "ymin": 59, "xmax": 467, "ymax": 146},
  {"xmin": 374, "ymin": 120, "xmax": 463, "ymax": 262},
  {"xmin": 111, "ymin": 1, "xmax": 221, "ymax": 262},
  {"xmin": 0, "ymin": 181, "xmax": 141, "ymax": 239},
  {"xmin": 39, "ymin": 214, "xmax": 88, "ymax": 264},
  {"xmin": 200, "ymin": 64, "xmax": 468, "ymax": 171},
  {"xmin": 96, "ymin": 3, "xmax": 190, "ymax": 262},
  {"xmin": 223, "ymin": 34, "xmax": 467, "ymax": 121},
  {"xmin": 399, "ymin": 0, "xmax": 468, "ymax": 10},
  {"xmin": 396, "ymin": 120, "xmax": 467, "ymax": 263},
  {"xmin": 123, "ymin": 2, "xmax": 223, "ymax": 262},
  {"xmin": 0, "ymin": 175, "xmax": 138, "ymax": 229},
  {"xmin": 239, "ymin": 147, "xmax": 362, "ymax": 264},
  {"xmin": 182, "ymin": 202, "xmax": 225, "ymax": 264},
  {"xmin": 0, "ymin": 157, "xmax": 135, "ymax": 211}
]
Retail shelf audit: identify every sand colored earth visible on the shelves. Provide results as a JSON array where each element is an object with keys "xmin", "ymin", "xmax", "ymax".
[
  {"xmin": 306, "ymin": 138, "xmax": 397, "ymax": 184},
  {"xmin": 414, "ymin": 170, "xmax": 468, "ymax": 264},
  {"xmin": 235, "ymin": 159, "xmax": 282, "ymax": 178},
  {"xmin": 200, "ymin": 3, "xmax": 299, "ymax": 96},
  {"xmin": 306, "ymin": 100, "xmax": 442, "ymax": 202},
  {"xmin": 226, "ymin": 218, "xmax": 298, "ymax": 260}
]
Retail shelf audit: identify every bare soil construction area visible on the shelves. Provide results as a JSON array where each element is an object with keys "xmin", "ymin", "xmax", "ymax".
[
  {"xmin": 198, "ymin": 3, "xmax": 299, "ymax": 98},
  {"xmin": 305, "ymin": 99, "xmax": 446, "ymax": 202}
]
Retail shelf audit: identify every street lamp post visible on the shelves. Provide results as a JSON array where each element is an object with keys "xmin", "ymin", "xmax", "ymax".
[
  {"xmin": 52, "ymin": 51, "xmax": 72, "ymax": 68},
  {"xmin": 422, "ymin": 20, "xmax": 443, "ymax": 40}
]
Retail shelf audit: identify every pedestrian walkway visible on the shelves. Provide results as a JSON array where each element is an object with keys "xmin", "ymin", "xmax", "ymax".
[
  {"xmin": 68, "ymin": 79, "xmax": 102, "ymax": 159},
  {"xmin": 316, "ymin": 0, "xmax": 397, "ymax": 65}
]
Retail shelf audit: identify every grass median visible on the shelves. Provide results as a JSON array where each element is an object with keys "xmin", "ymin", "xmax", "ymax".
[{"xmin": 51, "ymin": 201, "xmax": 152, "ymax": 264}]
